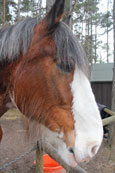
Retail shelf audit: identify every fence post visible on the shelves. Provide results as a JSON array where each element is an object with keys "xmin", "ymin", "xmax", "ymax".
[
  {"xmin": 102, "ymin": 115, "xmax": 115, "ymax": 126},
  {"xmin": 40, "ymin": 140, "xmax": 88, "ymax": 173},
  {"xmin": 35, "ymin": 148, "xmax": 43, "ymax": 173}
]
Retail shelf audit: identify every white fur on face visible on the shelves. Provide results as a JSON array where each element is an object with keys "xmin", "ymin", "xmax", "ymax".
[{"xmin": 71, "ymin": 66, "xmax": 103, "ymax": 162}]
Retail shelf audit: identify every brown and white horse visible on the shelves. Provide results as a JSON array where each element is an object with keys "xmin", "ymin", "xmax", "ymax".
[{"xmin": 0, "ymin": 0, "xmax": 103, "ymax": 167}]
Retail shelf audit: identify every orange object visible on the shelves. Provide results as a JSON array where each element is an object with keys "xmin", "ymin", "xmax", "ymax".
[{"xmin": 34, "ymin": 154, "xmax": 66, "ymax": 173}]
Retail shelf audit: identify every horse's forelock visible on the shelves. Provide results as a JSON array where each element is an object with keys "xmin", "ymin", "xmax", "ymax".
[
  {"xmin": 0, "ymin": 17, "xmax": 88, "ymax": 78},
  {"xmin": 0, "ymin": 18, "xmax": 40, "ymax": 63},
  {"xmin": 54, "ymin": 22, "xmax": 89, "ymax": 75}
]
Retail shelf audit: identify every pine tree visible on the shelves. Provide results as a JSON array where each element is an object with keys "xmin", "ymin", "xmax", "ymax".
[
  {"xmin": 46, "ymin": 0, "xmax": 55, "ymax": 13},
  {"xmin": 109, "ymin": 0, "xmax": 115, "ymax": 161},
  {"xmin": 100, "ymin": 0, "xmax": 113, "ymax": 63},
  {"xmin": 0, "ymin": 0, "xmax": 16, "ymax": 27},
  {"xmin": 63, "ymin": 0, "xmax": 72, "ymax": 28},
  {"xmin": 17, "ymin": 0, "xmax": 21, "ymax": 21},
  {"xmin": 73, "ymin": 0, "xmax": 101, "ymax": 64},
  {"xmin": 2, "ymin": 0, "xmax": 6, "ymax": 27}
]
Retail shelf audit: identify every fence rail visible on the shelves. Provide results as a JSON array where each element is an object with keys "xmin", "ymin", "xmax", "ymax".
[{"xmin": 103, "ymin": 108, "xmax": 115, "ymax": 126}]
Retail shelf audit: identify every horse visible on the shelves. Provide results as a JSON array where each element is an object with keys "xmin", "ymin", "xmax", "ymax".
[
  {"xmin": 0, "ymin": 0, "xmax": 103, "ymax": 167},
  {"xmin": 0, "ymin": 126, "xmax": 2, "ymax": 142}
]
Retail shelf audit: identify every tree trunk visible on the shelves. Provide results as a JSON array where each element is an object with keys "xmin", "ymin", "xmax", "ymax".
[
  {"xmin": 81, "ymin": 20, "xmax": 84, "ymax": 44},
  {"xmin": 94, "ymin": 12, "xmax": 97, "ymax": 63},
  {"xmin": 39, "ymin": 0, "xmax": 42, "ymax": 17},
  {"xmin": 17, "ymin": 0, "xmax": 21, "ymax": 21},
  {"xmin": 109, "ymin": 0, "xmax": 115, "ymax": 161},
  {"xmin": 63, "ymin": 0, "xmax": 72, "ymax": 28},
  {"xmin": 46, "ymin": 0, "xmax": 55, "ymax": 13},
  {"xmin": 90, "ymin": 18, "xmax": 93, "ymax": 66},
  {"xmin": 2, "ymin": 0, "xmax": 5, "ymax": 27},
  {"xmin": 85, "ymin": 18, "xmax": 90, "ymax": 62},
  {"xmin": 106, "ymin": 0, "xmax": 109, "ymax": 63}
]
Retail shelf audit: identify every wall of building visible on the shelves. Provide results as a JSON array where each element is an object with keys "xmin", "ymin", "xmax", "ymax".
[{"xmin": 91, "ymin": 82, "xmax": 112, "ymax": 109}]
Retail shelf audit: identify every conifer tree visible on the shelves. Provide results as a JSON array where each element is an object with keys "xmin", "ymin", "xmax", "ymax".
[
  {"xmin": 109, "ymin": 0, "xmax": 115, "ymax": 161},
  {"xmin": 0, "ymin": 0, "xmax": 16, "ymax": 27},
  {"xmin": 46, "ymin": 0, "xmax": 55, "ymax": 13}
]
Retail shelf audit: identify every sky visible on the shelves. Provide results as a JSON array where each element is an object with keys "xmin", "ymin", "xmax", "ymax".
[{"xmin": 42, "ymin": 0, "xmax": 46, "ymax": 7}]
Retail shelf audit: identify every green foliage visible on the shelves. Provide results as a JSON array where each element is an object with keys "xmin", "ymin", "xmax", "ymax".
[
  {"xmin": 0, "ymin": 0, "xmax": 113, "ymax": 64},
  {"xmin": 0, "ymin": 0, "xmax": 16, "ymax": 26},
  {"xmin": 100, "ymin": 12, "xmax": 113, "ymax": 31},
  {"xmin": 12, "ymin": 0, "xmax": 45, "ymax": 21},
  {"xmin": 73, "ymin": 0, "xmax": 113, "ymax": 64},
  {"xmin": 13, "ymin": 0, "xmax": 34, "ymax": 21}
]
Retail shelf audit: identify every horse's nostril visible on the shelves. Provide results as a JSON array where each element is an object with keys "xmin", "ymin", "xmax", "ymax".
[
  {"xmin": 91, "ymin": 145, "xmax": 98, "ymax": 156},
  {"xmin": 69, "ymin": 147, "xmax": 74, "ymax": 154}
]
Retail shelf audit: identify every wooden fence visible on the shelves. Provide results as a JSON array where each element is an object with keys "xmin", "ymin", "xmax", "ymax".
[{"xmin": 91, "ymin": 82, "xmax": 112, "ymax": 109}]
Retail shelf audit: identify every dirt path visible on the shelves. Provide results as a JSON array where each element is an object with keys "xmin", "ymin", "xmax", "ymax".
[{"xmin": 0, "ymin": 110, "xmax": 115, "ymax": 173}]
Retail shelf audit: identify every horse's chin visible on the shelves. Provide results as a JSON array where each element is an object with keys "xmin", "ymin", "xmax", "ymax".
[
  {"xmin": 68, "ymin": 153, "xmax": 78, "ymax": 167},
  {"xmin": 36, "ymin": 125, "xmax": 78, "ymax": 167},
  {"xmin": 56, "ymin": 142, "xmax": 78, "ymax": 168}
]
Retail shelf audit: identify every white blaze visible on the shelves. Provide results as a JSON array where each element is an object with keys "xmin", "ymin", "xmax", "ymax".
[{"xmin": 71, "ymin": 67, "xmax": 103, "ymax": 162}]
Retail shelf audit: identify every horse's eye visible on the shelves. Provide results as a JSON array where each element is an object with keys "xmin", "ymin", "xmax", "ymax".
[
  {"xmin": 56, "ymin": 63, "xmax": 74, "ymax": 73},
  {"xmin": 53, "ymin": 58, "xmax": 57, "ymax": 62}
]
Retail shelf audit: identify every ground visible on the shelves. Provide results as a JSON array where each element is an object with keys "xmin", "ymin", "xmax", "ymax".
[{"xmin": 0, "ymin": 109, "xmax": 115, "ymax": 173}]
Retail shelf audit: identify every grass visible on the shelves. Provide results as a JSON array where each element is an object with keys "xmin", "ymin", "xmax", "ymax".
[{"xmin": 1, "ymin": 108, "xmax": 23, "ymax": 120}]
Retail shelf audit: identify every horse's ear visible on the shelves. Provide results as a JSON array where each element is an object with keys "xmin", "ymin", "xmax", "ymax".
[{"xmin": 46, "ymin": 0, "xmax": 65, "ymax": 31}]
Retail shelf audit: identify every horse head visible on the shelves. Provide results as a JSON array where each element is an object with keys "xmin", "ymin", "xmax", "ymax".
[{"xmin": 0, "ymin": 0, "xmax": 103, "ymax": 167}]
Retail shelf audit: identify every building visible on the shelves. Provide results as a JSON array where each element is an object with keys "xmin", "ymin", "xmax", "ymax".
[{"xmin": 91, "ymin": 63, "xmax": 113, "ymax": 109}]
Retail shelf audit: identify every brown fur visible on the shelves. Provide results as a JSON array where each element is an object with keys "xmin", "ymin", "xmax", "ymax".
[
  {"xmin": 0, "ymin": 0, "xmax": 75, "ymax": 147},
  {"xmin": 0, "ymin": 64, "xmax": 11, "ymax": 117},
  {"xmin": 9, "ymin": 47, "xmax": 75, "ymax": 144},
  {"xmin": 0, "ymin": 125, "xmax": 2, "ymax": 142},
  {"xmin": 6, "ymin": 19, "xmax": 75, "ymax": 146}
]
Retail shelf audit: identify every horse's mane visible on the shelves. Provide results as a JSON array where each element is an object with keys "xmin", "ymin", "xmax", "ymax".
[
  {"xmin": 54, "ymin": 22, "xmax": 88, "ymax": 74},
  {"xmin": 0, "ymin": 17, "xmax": 88, "ymax": 74},
  {"xmin": 0, "ymin": 18, "xmax": 39, "ymax": 62}
]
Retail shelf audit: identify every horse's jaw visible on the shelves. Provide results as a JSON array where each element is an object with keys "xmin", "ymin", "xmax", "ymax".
[{"xmin": 33, "ymin": 124, "xmax": 77, "ymax": 167}]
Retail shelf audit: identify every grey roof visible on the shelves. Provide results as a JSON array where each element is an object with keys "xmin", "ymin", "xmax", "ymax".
[{"xmin": 91, "ymin": 63, "xmax": 113, "ymax": 82}]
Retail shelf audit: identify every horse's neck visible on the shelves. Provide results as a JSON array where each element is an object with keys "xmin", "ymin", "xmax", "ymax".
[
  {"xmin": 0, "ymin": 63, "xmax": 13, "ymax": 117},
  {"xmin": 0, "ymin": 94, "xmax": 8, "ymax": 117},
  {"xmin": 0, "ymin": 63, "xmax": 7, "ymax": 93},
  {"xmin": 0, "ymin": 91, "xmax": 15, "ymax": 117}
]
